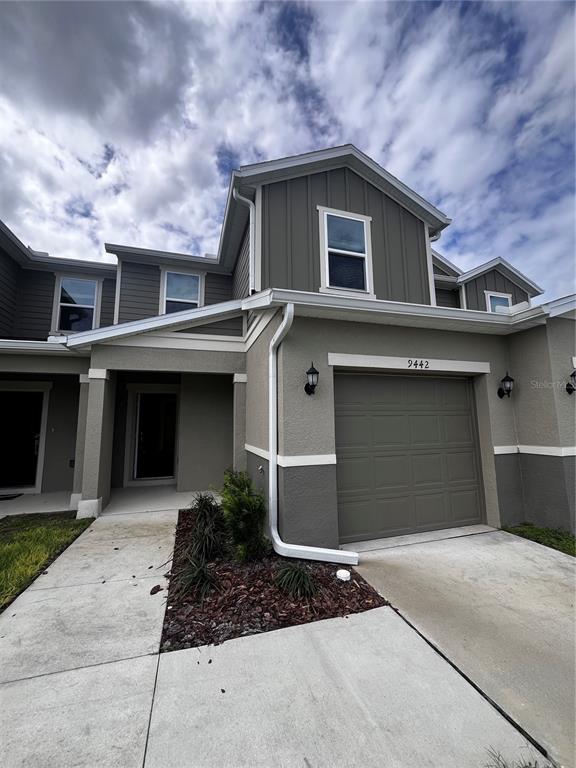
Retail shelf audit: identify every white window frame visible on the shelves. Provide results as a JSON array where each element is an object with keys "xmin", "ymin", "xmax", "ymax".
[
  {"xmin": 0, "ymin": 382, "xmax": 52, "ymax": 494},
  {"xmin": 52, "ymin": 274, "xmax": 102, "ymax": 334},
  {"xmin": 485, "ymin": 291, "xmax": 512, "ymax": 313},
  {"xmin": 317, "ymin": 205, "xmax": 375, "ymax": 299},
  {"xmin": 159, "ymin": 267, "xmax": 205, "ymax": 315}
]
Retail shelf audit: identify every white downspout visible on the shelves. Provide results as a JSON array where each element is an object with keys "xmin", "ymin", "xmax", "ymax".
[
  {"xmin": 233, "ymin": 188, "xmax": 255, "ymax": 294},
  {"xmin": 268, "ymin": 303, "xmax": 358, "ymax": 566}
]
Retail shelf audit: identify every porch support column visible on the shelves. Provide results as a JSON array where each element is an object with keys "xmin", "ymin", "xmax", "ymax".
[
  {"xmin": 233, "ymin": 373, "xmax": 247, "ymax": 472},
  {"xmin": 69, "ymin": 374, "xmax": 89, "ymax": 511},
  {"xmin": 77, "ymin": 368, "xmax": 116, "ymax": 519}
]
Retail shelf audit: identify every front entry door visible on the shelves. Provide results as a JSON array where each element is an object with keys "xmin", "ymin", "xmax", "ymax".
[
  {"xmin": 0, "ymin": 390, "xmax": 45, "ymax": 490},
  {"xmin": 134, "ymin": 392, "xmax": 177, "ymax": 480}
]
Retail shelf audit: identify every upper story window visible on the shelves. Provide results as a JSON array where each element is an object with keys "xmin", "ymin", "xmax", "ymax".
[
  {"xmin": 318, "ymin": 206, "xmax": 374, "ymax": 298},
  {"xmin": 485, "ymin": 291, "xmax": 512, "ymax": 313},
  {"xmin": 161, "ymin": 270, "xmax": 203, "ymax": 314},
  {"xmin": 56, "ymin": 277, "xmax": 99, "ymax": 332}
]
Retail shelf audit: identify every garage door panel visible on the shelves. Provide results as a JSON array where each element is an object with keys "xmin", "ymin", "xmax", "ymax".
[{"xmin": 335, "ymin": 374, "xmax": 483, "ymax": 542}]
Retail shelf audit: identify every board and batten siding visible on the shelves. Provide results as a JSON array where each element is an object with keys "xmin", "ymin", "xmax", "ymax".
[
  {"xmin": 117, "ymin": 261, "xmax": 161, "ymax": 323},
  {"xmin": 465, "ymin": 270, "xmax": 529, "ymax": 311},
  {"xmin": 0, "ymin": 250, "xmax": 19, "ymax": 336},
  {"xmin": 12, "ymin": 270, "xmax": 55, "ymax": 340},
  {"xmin": 435, "ymin": 287, "xmax": 460, "ymax": 309},
  {"xmin": 232, "ymin": 226, "xmax": 250, "ymax": 299},
  {"xmin": 261, "ymin": 167, "xmax": 431, "ymax": 305}
]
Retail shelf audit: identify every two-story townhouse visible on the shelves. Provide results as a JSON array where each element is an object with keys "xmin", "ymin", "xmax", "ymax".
[{"xmin": 1, "ymin": 145, "xmax": 574, "ymax": 564}]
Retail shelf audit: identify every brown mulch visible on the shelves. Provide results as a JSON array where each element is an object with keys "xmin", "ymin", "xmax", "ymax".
[{"xmin": 160, "ymin": 509, "xmax": 387, "ymax": 652}]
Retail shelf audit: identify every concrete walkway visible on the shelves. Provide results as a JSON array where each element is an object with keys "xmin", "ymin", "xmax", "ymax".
[
  {"xmin": 0, "ymin": 509, "xmax": 549, "ymax": 768},
  {"xmin": 356, "ymin": 530, "xmax": 576, "ymax": 768}
]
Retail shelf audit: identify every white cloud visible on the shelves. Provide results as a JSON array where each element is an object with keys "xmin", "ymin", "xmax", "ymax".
[{"xmin": 0, "ymin": 0, "xmax": 573, "ymax": 298}]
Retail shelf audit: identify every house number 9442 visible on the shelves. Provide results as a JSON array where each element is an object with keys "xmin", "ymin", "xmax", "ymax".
[{"xmin": 407, "ymin": 359, "xmax": 429, "ymax": 369}]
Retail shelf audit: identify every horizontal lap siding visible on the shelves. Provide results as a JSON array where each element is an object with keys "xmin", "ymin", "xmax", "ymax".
[
  {"xmin": 435, "ymin": 287, "xmax": 460, "ymax": 308},
  {"xmin": 13, "ymin": 270, "xmax": 55, "ymax": 339},
  {"xmin": 262, "ymin": 167, "xmax": 430, "ymax": 304},
  {"xmin": 205, "ymin": 273, "xmax": 233, "ymax": 305},
  {"xmin": 0, "ymin": 250, "xmax": 18, "ymax": 336},
  {"xmin": 232, "ymin": 226, "xmax": 250, "ymax": 299},
  {"xmin": 100, "ymin": 278, "xmax": 117, "ymax": 327},
  {"xmin": 176, "ymin": 317, "xmax": 244, "ymax": 336},
  {"xmin": 118, "ymin": 261, "xmax": 160, "ymax": 323},
  {"xmin": 465, "ymin": 270, "xmax": 529, "ymax": 310}
]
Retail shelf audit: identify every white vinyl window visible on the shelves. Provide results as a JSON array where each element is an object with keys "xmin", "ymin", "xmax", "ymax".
[
  {"xmin": 318, "ymin": 206, "xmax": 374, "ymax": 297},
  {"xmin": 56, "ymin": 277, "xmax": 99, "ymax": 332},
  {"xmin": 485, "ymin": 291, "xmax": 512, "ymax": 313},
  {"xmin": 161, "ymin": 270, "xmax": 204, "ymax": 314}
]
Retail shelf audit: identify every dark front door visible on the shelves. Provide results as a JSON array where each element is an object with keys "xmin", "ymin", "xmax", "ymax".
[
  {"xmin": 0, "ymin": 390, "xmax": 44, "ymax": 489},
  {"xmin": 134, "ymin": 392, "xmax": 177, "ymax": 480}
]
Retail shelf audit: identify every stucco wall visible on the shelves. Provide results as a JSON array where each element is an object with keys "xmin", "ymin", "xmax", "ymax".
[
  {"xmin": 91, "ymin": 344, "xmax": 245, "ymax": 375},
  {"xmin": 42, "ymin": 375, "xmax": 80, "ymax": 492},
  {"xmin": 245, "ymin": 312, "xmax": 281, "ymax": 451}
]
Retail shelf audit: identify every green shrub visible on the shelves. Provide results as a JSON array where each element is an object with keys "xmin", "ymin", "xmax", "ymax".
[
  {"xmin": 187, "ymin": 493, "xmax": 228, "ymax": 561},
  {"xmin": 275, "ymin": 561, "xmax": 317, "ymax": 599},
  {"xmin": 221, "ymin": 470, "xmax": 267, "ymax": 562},
  {"xmin": 173, "ymin": 553, "xmax": 219, "ymax": 602}
]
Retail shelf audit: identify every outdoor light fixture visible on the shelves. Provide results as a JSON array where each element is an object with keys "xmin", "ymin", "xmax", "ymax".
[
  {"xmin": 566, "ymin": 370, "xmax": 576, "ymax": 395},
  {"xmin": 305, "ymin": 362, "xmax": 319, "ymax": 395},
  {"xmin": 497, "ymin": 372, "xmax": 515, "ymax": 399}
]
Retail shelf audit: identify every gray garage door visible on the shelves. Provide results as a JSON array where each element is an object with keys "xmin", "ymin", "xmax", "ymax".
[{"xmin": 335, "ymin": 373, "xmax": 483, "ymax": 543}]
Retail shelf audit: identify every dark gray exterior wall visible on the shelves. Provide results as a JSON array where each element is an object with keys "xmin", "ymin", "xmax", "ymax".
[
  {"xmin": 117, "ymin": 261, "xmax": 160, "ymax": 323},
  {"xmin": 100, "ymin": 277, "xmax": 117, "ymax": 327},
  {"xmin": 246, "ymin": 451, "xmax": 268, "ymax": 497},
  {"xmin": 436, "ymin": 287, "xmax": 460, "ymax": 308},
  {"xmin": 495, "ymin": 454, "xmax": 525, "ymax": 527},
  {"xmin": 519, "ymin": 455, "xmax": 575, "ymax": 532},
  {"xmin": 205, "ymin": 272, "xmax": 233, "ymax": 305},
  {"xmin": 13, "ymin": 269, "xmax": 55, "ymax": 340},
  {"xmin": 0, "ymin": 249, "xmax": 18, "ymax": 336},
  {"xmin": 42, "ymin": 375, "xmax": 79, "ymax": 492},
  {"xmin": 232, "ymin": 226, "xmax": 250, "ymax": 299},
  {"xmin": 178, "ymin": 316, "xmax": 244, "ymax": 336},
  {"xmin": 261, "ymin": 167, "xmax": 431, "ymax": 304},
  {"xmin": 278, "ymin": 465, "xmax": 339, "ymax": 548},
  {"xmin": 465, "ymin": 270, "xmax": 529, "ymax": 310}
]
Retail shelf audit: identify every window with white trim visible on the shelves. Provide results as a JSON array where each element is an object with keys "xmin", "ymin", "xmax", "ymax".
[
  {"xmin": 319, "ymin": 207, "xmax": 374, "ymax": 295},
  {"xmin": 486, "ymin": 291, "xmax": 512, "ymax": 313},
  {"xmin": 162, "ymin": 271, "xmax": 202, "ymax": 314},
  {"xmin": 57, "ymin": 277, "xmax": 98, "ymax": 331}
]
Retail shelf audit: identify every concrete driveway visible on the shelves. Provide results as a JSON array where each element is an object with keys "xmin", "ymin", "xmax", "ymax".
[{"xmin": 356, "ymin": 529, "xmax": 576, "ymax": 768}]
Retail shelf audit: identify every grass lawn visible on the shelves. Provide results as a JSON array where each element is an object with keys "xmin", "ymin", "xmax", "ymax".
[
  {"xmin": 503, "ymin": 523, "xmax": 575, "ymax": 557},
  {"xmin": 0, "ymin": 512, "xmax": 93, "ymax": 610}
]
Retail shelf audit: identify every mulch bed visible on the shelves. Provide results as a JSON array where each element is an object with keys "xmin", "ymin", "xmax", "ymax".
[{"xmin": 160, "ymin": 509, "xmax": 387, "ymax": 652}]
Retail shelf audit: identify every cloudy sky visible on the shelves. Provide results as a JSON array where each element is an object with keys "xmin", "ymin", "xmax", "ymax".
[{"xmin": 0, "ymin": 1, "xmax": 574, "ymax": 300}]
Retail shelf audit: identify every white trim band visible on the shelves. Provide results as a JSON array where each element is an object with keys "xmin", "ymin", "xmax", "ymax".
[
  {"xmin": 233, "ymin": 373, "xmax": 247, "ymax": 383},
  {"xmin": 245, "ymin": 444, "xmax": 269, "ymax": 460},
  {"xmin": 494, "ymin": 445, "xmax": 576, "ymax": 457},
  {"xmin": 245, "ymin": 444, "xmax": 338, "ymax": 466},
  {"xmin": 88, "ymin": 368, "xmax": 109, "ymax": 380},
  {"xmin": 328, "ymin": 353, "xmax": 491, "ymax": 374}
]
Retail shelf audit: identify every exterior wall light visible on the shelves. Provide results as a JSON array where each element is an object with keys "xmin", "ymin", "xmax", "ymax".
[
  {"xmin": 305, "ymin": 362, "xmax": 319, "ymax": 395},
  {"xmin": 566, "ymin": 370, "xmax": 576, "ymax": 395},
  {"xmin": 497, "ymin": 372, "xmax": 515, "ymax": 399}
]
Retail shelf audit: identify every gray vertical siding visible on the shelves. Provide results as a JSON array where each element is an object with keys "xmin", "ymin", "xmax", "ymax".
[
  {"xmin": 232, "ymin": 225, "xmax": 250, "ymax": 299},
  {"xmin": 465, "ymin": 270, "xmax": 529, "ymax": 310},
  {"xmin": 435, "ymin": 287, "xmax": 460, "ymax": 308},
  {"xmin": 13, "ymin": 270, "xmax": 55, "ymax": 339},
  {"xmin": 0, "ymin": 249, "xmax": 19, "ymax": 336},
  {"xmin": 100, "ymin": 277, "xmax": 117, "ymax": 327},
  {"xmin": 117, "ymin": 260, "xmax": 160, "ymax": 323},
  {"xmin": 262, "ymin": 167, "xmax": 430, "ymax": 304}
]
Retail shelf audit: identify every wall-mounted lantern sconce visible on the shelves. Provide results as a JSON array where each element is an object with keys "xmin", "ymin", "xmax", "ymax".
[
  {"xmin": 497, "ymin": 372, "xmax": 514, "ymax": 399},
  {"xmin": 304, "ymin": 362, "xmax": 319, "ymax": 395},
  {"xmin": 566, "ymin": 370, "xmax": 576, "ymax": 395}
]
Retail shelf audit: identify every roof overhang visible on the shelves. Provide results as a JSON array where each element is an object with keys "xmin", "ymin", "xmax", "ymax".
[
  {"xmin": 457, "ymin": 257, "xmax": 544, "ymax": 297},
  {"xmin": 105, "ymin": 243, "xmax": 229, "ymax": 273},
  {"xmin": 0, "ymin": 339, "xmax": 77, "ymax": 355}
]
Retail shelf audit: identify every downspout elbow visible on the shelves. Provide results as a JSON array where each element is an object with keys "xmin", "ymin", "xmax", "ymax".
[
  {"xmin": 233, "ymin": 188, "xmax": 256, "ymax": 294},
  {"xmin": 268, "ymin": 303, "xmax": 358, "ymax": 566}
]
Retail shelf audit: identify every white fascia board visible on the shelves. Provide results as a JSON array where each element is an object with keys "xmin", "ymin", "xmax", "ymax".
[
  {"xmin": 494, "ymin": 445, "xmax": 576, "ymax": 457},
  {"xmin": 541, "ymin": 293, "xmax": 576, "ymax": 318},
  {"xmin": 237, "ymin": 145, "xmax": 451, "ymax": 229},
  {"xmin": 64, "ymin": 299, "xmax": 244, "ymax": 348},
  {"xmin": 457, "ymin": 258, "xmax": 544, "ymax": 295},
  {"xmin": 0, "ymin": 339, "xmax": 74, "ymax": 355}
]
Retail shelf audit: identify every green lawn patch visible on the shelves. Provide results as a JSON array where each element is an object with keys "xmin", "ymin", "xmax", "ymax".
[
  {"xmin": 0, "ymin": 512, "xmax": 93, "ymax": 610},
  {"xmin": 503, "ymin": 523, "xmax": 575, "ymax": 557}
]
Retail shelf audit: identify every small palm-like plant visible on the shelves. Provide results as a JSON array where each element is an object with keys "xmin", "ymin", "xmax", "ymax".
[
  {"xmin": 275, "ymin": 561, "xmax": 317, "ymax": 599},
  {"xmin": 172, "ymin": 553, "xmax": 219, "ymax": 602},
  {"xmin": 221, "ymin": 470, "xmax": 267, "ymax": 561}
]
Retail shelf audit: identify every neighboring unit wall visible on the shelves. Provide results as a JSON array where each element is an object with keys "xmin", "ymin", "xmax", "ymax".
[
  {"xmin": 117, "ymin": 261, "xmax": 160, "ymax": 323},
  {"xmin": 42, "ymin": 375, "xmax": 80, "ymax": 492},
  {"xmin": 465, "ymin": 270, "xmax": 528, "ymax": 310},
  {"xmin": 435, "ymin": 288, "xmax": 460, "ymax": 308},
  {"xmin": 13, "ymin": 269, "xmax": 55, "ymax": 339},
  {"xmin": 177, "ymin": 374, "xmax": 233, "ymax": 491},
  {"xmin": 261, "ymin": 167, "xmax": 430, "ymax": 304},
  {"xmin": 100, "ymin": 277, "xmax": 117, "ymax": 327},
  {"xmin": 232, "ymin": 226, "xmax": 250, "ymax": 299},
  {"xmin": 0, "ymin": 250, "xmax": 18, "ymax": 336}
]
